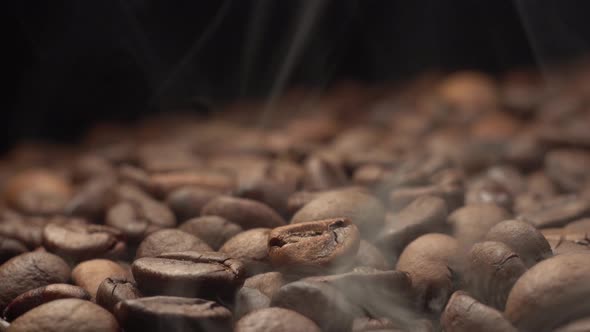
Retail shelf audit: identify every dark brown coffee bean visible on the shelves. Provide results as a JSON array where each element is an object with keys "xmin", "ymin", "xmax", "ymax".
[
  {"xmin": 463, "ymin": 241, "xmax": 526, "ymax": 310},
  {"xmin": 72, "ymin": 259, "xmax": 131, "ymax": 298},
  {"xmin": 149, "ymin": 170, "xmax": 236, "ymax": 197},
  {"xmin": 71, "ymin": 154, "xmax": 114, "ymax": 183},
  {"xmin": 396, "ymin": 233, "xmax": 458, "ymax": 313},
  {"xmin": 269, "ymin": 218, "xmax": 360, "ymax": 273},
  {"xmin": 0, "ymin": 215, "xmax": 44, "ymax": 249},
  {"xmin": 545, "ymin": 149, "xmax": 590, "ymax": 193},
  {"xmin": 304, "ymin": 268, "xmax": 415, "ymax": 324},
  {"xmin": 114, "ymin": 296, "xmax": 232, "ymax": 332},
  {"xmin": 484, "ymin": 219, "xmax": 552, "ymax": 267},
  {"xmin": 0, "ymin": 252, "xmax": 70, "ymax": 311},
  {"xmin": 96, "ymin": 277, "xmax": 141, "ymax": 313},
  {"xmin": 42, "ymin": 223, "xmax": 126, "ymax": 263},
  {"xmin": 505, "ymin": 252, "xmax": 590, "ymax": 332},
  {"xmin": 354, "ymin": 240, "xmax": 389, "ymax": 270},
  {"xmin": 303, "ymin": 154, "xmax": 348, "ymax": 190},
  {"xmin": 166, "ymin": 187, "xmax": 219, "ymax": 222},
  {"xmin": 3, "ymin": 284, "xmax": 90, "ymax": 321},
  {"xmin": 389, "ymin": 184, "xmax": 463, "ymax": 212},
  {"xmin": 243, "ymin": 272, "xmax": 286, "ymax": 299},
  {"xmin": 219, "ymin": 228, "xmax": 271, "ymax": 276},
  {"xmin": 135, "ymin": 229, "xmax": 211, "ymax": 259},
  {"xmin": 64, "ymin": 177, "xmax": 114, "ymax": 221},
  {"xmin": 441, "ymin": 291, "xmax": 517, "ymax": 332},
  {"xmin": 178, "ymin": 216, "xmax": 242, "ymax": 250},
  {"xmin": 448, "ymin": 203, "xmax": 511, "ymax": 246},
  {"xmin": 235, "ymin": 307, "xmax": 322, "ymax": 332},
  {"xmin": 517, "ymin": 195, "xmax": 590, "ymax": 228},
  {"xmin": 7, "ymin": 299, "xmax": 119, "ymax": 332},
  {"xmin": 0, "ymin": 236, "xmax": 27, "ymax": 264},
  {"xmin": 271, "ymin": 280, "xmax": 363, "ymax": 332},
  {"xmin": 291, "ymin": 189, "xmax": 385, "ymax": 240},
  {"xmin": 105, "ymin": 184, "xmax": 176, "ymax": 242},
  {"xmin": 132, "ymin": 251, "xmax": 244, "ymax": 299},
  {"xmin": 234, "ymin": 287, "xmax": 271, "ymax": 320},
  {"xmin": 3, "ymin": 169, "xmax": 72, "ymax": 216},
  {"xmin": 377, "ymin": 196, "xmax": 449, "ymax": 259},
  {"xmin": 554, "ymin": 317, "xmax": 590, "ymax": 332},
  {"xmin": 201, "ymin": 196, "xmax": 285, "ymax": 229}
]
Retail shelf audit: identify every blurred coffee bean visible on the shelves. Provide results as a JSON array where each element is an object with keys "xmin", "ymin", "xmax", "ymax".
[
  {"xmin": 114, "ymin": 296, "xmax": 231, "ymax": 332},
  {"xmin": 96, "ymin": 277, "xmax": 141, "ymax": 313},
  {"xmin": 545, "ymin": 149, "xmax": 590, "ymax": 193},
  {"xmin": 448, "ymin": 203, "xmax": 511, "ymax": 246},
  {"xmin": 219, "ymin": 228, "xmax": 272, "ymax": 275},
  {"xmin": 235, "ymin": 307, "xmax": 322, "ymax": 332},
  {"xmin": 148, "ymin": 170, "xmax": 235, "ymax": 198},
  {"xmin": 132, "ymin": 251, "xmax": 244, "ymax": 299},
  {"xmin": 396, "ymin": 233, "xmax": 458, "ymax": 313},
  {"xmin": 517, "ymin": 195, "xmax": 590, "ymax": 228},
  {"xmin": 135, "ymin": 229, "xmax": 211, "ymax": 259},
  {"xmin": 291, "ymin": 189, "xmax": 385, "ymax": 240},
  {"xmin": 166, "ymin": 187, "xmax": 219, "ymax": 222},
  {"xmin": 441, "ymin": 291, "xmax": 517, "ymax": 332},
  {"xmin": 7, "ymin": 299, "xmax": 119, "ymax": 332},
  {"xmin": 389, "ymin": 184, "xmax": 463, "ymax": 212},
  {"xmin": 234, "ymin": 287, "xmax": 271, "ymax": 319},
  {"xmin": 201, "ymin": 196, "xmax": 285, "ymax": 229},
  {"xmin": 72, "ymin": 259, "xmax": 131, "ymax": 298},
  {"xmin": 64, "ymin": 177, "xmax": 114, "ymax": 221},
  {"xmin": 0, "ymin": 252, "xmax": 70, "ymax": 311},
  {"xmin": 42, "ymin": 223, "xmax": 126, "ymax": 263},
  {"xmin": 3, "ymin": 169, "xmax": 72, "ymax": 216},
  {"xmin": 505, "ymin": 252, "xmax": 590, "ymax": 331},
  {"xmin": 3, "ymin": 284, "xmax": 90, "ymax": 321},
  {"xmin": 484, "ymin": 219, "xmax": 552, "ymax": 267},
  {"xmin": 0, "ymin": 236, "xmax": 27, "ymax": 264},
  {"xmin": 355, "ymin": 240, "xmax": 389, "ymax": 270},
  {"xmin": 269, "ymin": 218, "xmax": 360, "ymax": 273},
  {"xmin": 554, "ymin": 317, "xmax": 590, "ymax": 332},
  {"xmin": 242, "ymin": 272, "xmax": 286, "ymax": 299},
  {"xmin": 178, "ymin": 216, "xmax": 242, "ymax": 250},
  {"xmin": 271, "ymin": 280, "xmax": 363, "ymax": 332},
  {"xmin": 303, "ymin": 154, "xmax": 348, "ymax": 190}
]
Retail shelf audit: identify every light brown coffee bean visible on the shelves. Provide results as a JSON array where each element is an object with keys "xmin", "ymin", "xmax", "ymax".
[
  {"xmin": 235, "ymin": 307, "xmax": 322, "ymax": 332},
  {"xmin": 72, "ymin": 259, "xmax": 131, "ymax": 298},
  {"xmin": 219, "ymin": 228, "xmax": 272, "ymax": 276},
  {"xmin": 201, "ymin": 196, "xmax": 286, "ymax": 229},
  {"xmin": 448, "ymin": 203, "xmax": 511, "ymax": 246}
]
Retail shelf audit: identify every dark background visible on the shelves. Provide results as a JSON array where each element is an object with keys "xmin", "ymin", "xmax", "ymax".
[{"xmin": 6, "ymin": 0, "xmax": 590, "ymax": 151}]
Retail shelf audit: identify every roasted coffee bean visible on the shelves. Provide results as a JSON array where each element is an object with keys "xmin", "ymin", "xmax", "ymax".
[
  {"xmin": 564, "ymin": 218, "xmax": 590, "ymax": 241},
  {"xmin": 42, "ymin": 223, "xmax": 126, "ymax": 262},
  {"xmin": 0, "ymin": 318, "xmax": 7, "ymax": 332},
  {"xmin": 287, "ymin": 187, "xmax": 366, "ymax": 216},
  {"xmin": 463, "ymin": 241, "xmax": 526, "ymax": 310},
  {"xmin": 448, "ymin": 203, "xmax": 511, "ymax": 246},
  {"xmin": 166, "ymin": 187, "xmax": 220, "ymax": 222},
  {"xmin": 517, "ymin": 195, "xmax": 590, "ymax": 228},
  {"xmin": 135, "ymin": 229, "xmax": 211, "ymax": 259},
  {"xmin": 304, "ymin": 268, "xmax": 416, "ymax": 324},
  {"xmin": 396, "ymin": 233, "xmax": 458, "ymax": 313},
  {"xmin": 235, "ymin": 307, "xmax": 322, "ymax": 332},
  {"xmin": 3, "ymin": 169, "xmax": 72, "ymax": 216},
  {"xmin": 545, "ymin": 149, "xmax": 590, "ymax": 193},
  {"xmin": 0, "ymin": 215, "xmax": 44, "ymax": 249},
  {"xmin": 201, "ymin": 196, "xmax": 286, "ymax": 229},
  {"xmin": 234, "ymin": 287, "xmax": 271, "ymax": 319},
  {"xmin": 64, "ymin": 177, "xmax": 114, "ymax": 221},
  {"xmin": 0, "ymin": 252, "xmax": 70, "ymax": 311},
  {"xmin": 291, "ymin": 189, "xmax": 385, "ymax": 239},
  {"xmin": 441, "ymin": 291, "xmax": 517, "ymax": 332},
  {"xmin": 114, "ymin": 296, "xmax": 232, "ymax": 332},
  {"xmin": 389, "ymin": 184, "xmax": 463, "ymax": 212},
  {"xmin": 178, "ymin": 216, "xmax": 242, "ymax": 250},
  {"xmin": 303, "ymin": 154, "xmax": 348, "ymax": 190},
  {"xmin": 0, "ymin": 236, "xmax": 27, "ymax": 264},
  {"xmin": 466, "ymin": 179, "xmax": 514, "ymax": 212},
  {"xmin": 72, "ymin": 259, "xmax": 131, "ymax": 298},
  {"xmin": 243, "ymin": 272, "xmax": 286, "ymax": 299},
  {"xmin": 271, "ymin": 280, "xmax": 363, "ymax": 332},
  {"xmin": 352, "ymin": 317, "xmax": 398, "ymax": 331},
  {"xmin": 7, "ymin": 298, "xmax": 119, "ymax": 332},
  {"xmin": 71, "ymin": 154, "xmax": 114, "ymax": 183},
  {"xmin": 3, "ymin": 284, "xmax": 90, "ymax": 321},
  {"xmin": 148, "ymin": 170, "xmax": 235, "ymax": 197},
  {"xmin": 554, "ymin": 317, "xmax": 590, "ymax": 332},
  {"xmin": 96, "ymin": 277, "xmax": 142, "ymax": 313},
  {"xmin": 377, "ymin": 196, "xmax": 449, "ymax": 259},
  {"xmin": 105, "ymin": 185, "xmax": 176, "ymax": 242},
  {"xmin": 505, "ymin": 252, "xmax": 590, "ymax": 331},
  {"xmin": 268, "ymin": 218, "xmax": 360, "ymax": 273},
  {"xmin": 484, "ymin": 219, "xmax": 552, "ymax": 267},
  {"xmin": 219, "ymin": 228, "xmax": 272, "ymax": 275},
  {"xmin": 132, "ymin": 251, "xmax": 244, "ymax": 299},
  {"xmin": 355, "ymin": 240, "xmax": 389, "ymax": 270}
]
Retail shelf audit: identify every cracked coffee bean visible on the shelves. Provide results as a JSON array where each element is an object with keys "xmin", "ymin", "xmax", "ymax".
[
  {"xmin": 72, "ymin": 259, "xmax": 131, "ymax": 299},
  {"xmin": 132, "ymin": 251, "xmax": 244, "ymax": 299},
  {"xmin": 96, "ymin": 277, "xmax": 142, "ymax": 313},
  {"xmin": 268, "ymin": 218, "xmax": 360, "ymax": 273},
  {"xmin": 441, "ymin": 291, "xmax": 517, "ymax": 332}
]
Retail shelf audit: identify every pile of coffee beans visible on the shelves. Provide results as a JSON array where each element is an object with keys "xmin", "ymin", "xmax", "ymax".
[{"xmin": 1, "ymin": 67, "xmax": 590, "ymax": 331}]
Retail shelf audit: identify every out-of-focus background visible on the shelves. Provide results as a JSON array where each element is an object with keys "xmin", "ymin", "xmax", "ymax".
[{"xmin": 6, "ymin": 0, "xmax": 590, "ymax": 151}]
